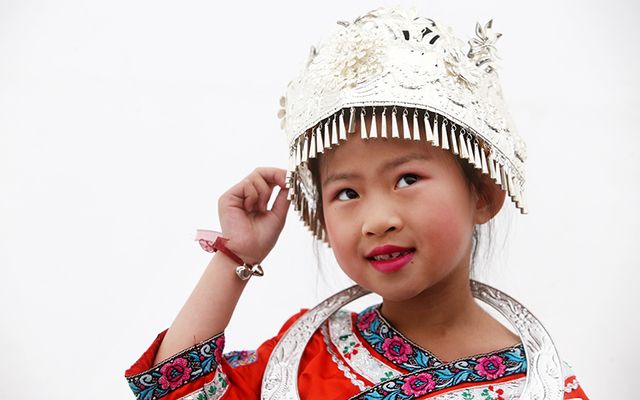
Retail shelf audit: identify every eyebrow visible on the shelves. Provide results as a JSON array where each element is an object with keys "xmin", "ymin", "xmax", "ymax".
[{"xmin": 322, "ymin": 153, "xmax": 431, "ymax": 187}]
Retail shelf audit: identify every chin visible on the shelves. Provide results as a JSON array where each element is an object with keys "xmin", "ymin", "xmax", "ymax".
[{"xmin": 360, "ymin": 280, "xmax": 429, "ymax": 302}]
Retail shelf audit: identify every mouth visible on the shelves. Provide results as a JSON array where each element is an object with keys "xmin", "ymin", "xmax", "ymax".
[
  {"xmin": 367, "ymin": 249, "xmax": 415, "ymax": 261},
  {"xmin": 366, "ymin": 246, "xmax": 416, "ymax": 273}
]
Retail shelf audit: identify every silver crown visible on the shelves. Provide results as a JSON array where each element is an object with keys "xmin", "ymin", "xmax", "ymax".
[{"xmin": 278, "ymin": 6, "xmax": 527, "ymax": 241}]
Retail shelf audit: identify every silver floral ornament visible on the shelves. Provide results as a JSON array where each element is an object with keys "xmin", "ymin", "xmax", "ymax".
[{"xmin": 468, "ymin": 19, "xmax": 502, "ymax": 73}]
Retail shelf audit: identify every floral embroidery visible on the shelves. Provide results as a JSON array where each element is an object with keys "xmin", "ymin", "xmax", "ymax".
[
  {"xmin": 381, "ymin": 335, "xmax": 413, "ymax": 364},
  {"xmin": 350, "ymin": 337, "xmax": 527, "ymax": 400},
  {"xmin": 224, "ymin": 350, "xmax": 257, "ymax": 368},
  {"xmin": 356, "ymin": 305, "xmax": 442, "ymax": 371},
  {"xmin": 475, "ymin": 355, "xmax": 507, "ymax": 380},
  {"xmin": 357, "ymin": 309, "xmax": 377, "ymax": 332},
  {"xmin": 158, "ymin": 358, "xmax": 192, "ymax": 390},
  {"xmin": 127, "ymin": 332, "xmax": 225, "ymax": 400},
  {"xmin": 400, "ymin": 372, "xmax": 436, "ymax": 396}
]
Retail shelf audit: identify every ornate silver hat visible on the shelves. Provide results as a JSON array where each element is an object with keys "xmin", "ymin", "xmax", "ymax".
[{"xmin": 278, "ymin": 6, "xmax": 528, "ymax": 241}]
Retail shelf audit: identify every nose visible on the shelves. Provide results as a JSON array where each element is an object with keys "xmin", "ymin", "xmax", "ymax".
[{"xmin": 361, "ymin": 207, "xmax": 404, "ymax": 237}]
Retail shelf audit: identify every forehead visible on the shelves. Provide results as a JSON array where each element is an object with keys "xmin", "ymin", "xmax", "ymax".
[{"xmin": 318, "ymin": 135, "xmax": 443, "ymax": 176}]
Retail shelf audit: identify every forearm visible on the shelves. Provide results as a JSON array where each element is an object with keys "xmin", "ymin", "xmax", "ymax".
[{"xmin": 153, "ymin": 251, "xmax": 248, "ymax": 365}]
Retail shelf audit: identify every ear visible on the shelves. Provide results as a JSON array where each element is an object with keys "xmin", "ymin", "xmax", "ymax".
[{"xmin": 473, "ymin": 173, "xmax": 506, "ymax": 224}]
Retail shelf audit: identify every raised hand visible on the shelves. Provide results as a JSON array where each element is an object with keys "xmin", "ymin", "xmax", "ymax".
[{"xmin": 217, "ymin": 167, "xmax": 291, "ymax": 265}]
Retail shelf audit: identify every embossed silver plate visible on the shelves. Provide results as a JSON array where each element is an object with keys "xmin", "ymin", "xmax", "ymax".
[{"xmin": 261, "ymin": 280, "xmax": 564, "ymax": 399}]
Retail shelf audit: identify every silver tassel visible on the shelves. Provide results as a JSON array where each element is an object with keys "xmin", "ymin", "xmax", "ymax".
[
  {"xmin": 301, "ymin": 134, "xmax": 309, "ymax": 163},
  {"xmin": 494, "ymin": 161, "xmax": 502, "ymax": 186},
  {"xmin": 370, "ymin": 107, "xmax": 378, "ymax": 138},
  {"xmin": 480, "ymin": 148, "xmax": 489, "ymax": 174},
  {"xmin": 466, "ymin": 136, "xmax": 474, "ymax": 164},
  {"xmin": 473, "ymin": 141, "xmax": 482, "ymax": 170},
  {"xmin": 450, "ymin": 125, "xmax": 459, "ymax": 155},
  {"xmin": 441, "ymin": 119, "xmax": 450, "ymax": 150},
  {"xmin": 316, "ymin": 125, "xmax": 324, "ymax": 154},
  {"xmin": 392, "ymin": 107, "xmax": 400, "ymax": 138},
  {"xmin": 381, "ymin": 107, "xmax": 388, "ymax": 138},
  {"xmin": 331, "ymin": 116, "xmax": 339, "ymax": 145},
  {"xmin": 499, "ymin": 164, "xmax": 507, "ymax": 190},
  {"xmin": 360, "ymin": 108, "xmax": 368, "ymax": 139},
  {"xmin": 506, "ymin": 171, "xmax": 513, "ymax": 198},
  {"xmin": 488, "ymin": 153, "xmax": 496, "ymax": 179},
  {"xmin": 432, "ymin": 114, "xmax": 440, "ymax": 146},
  {"xmin": 324, "ymin": 120, "xmax": 331, "ymax": 149},
  {"xmin": 309, "ymin": 130, "xmax": 317, "ymax": 158},
  {"xmin": 348, "ymin": 107, "xmax": 356, "ymax": 133},
  {"xmin": 338, "ymin": 110, "xmax": 347, "ymax": 141},
  {"xmin": 412, "ymin": 110, "xmax": 420, "ymax": 140},
  {"xmin": 294, "ymin": 140, "xmax": 301, "ymax": 166},
  {"xmin": 458, "ymin": 130, "xmax": 468, "ymax": 159},
  {"xmin": 402, "ymin": 109, "xmax": 411, "ymax": 139},
  {"xmin": 424, "ymin": 111, "xmax": 434, "ymax": 143}
]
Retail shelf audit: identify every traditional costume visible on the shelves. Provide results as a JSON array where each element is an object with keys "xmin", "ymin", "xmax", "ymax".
[{"xmin": 125, "ymin": 7, "xmax": 589, "ymax": 399}]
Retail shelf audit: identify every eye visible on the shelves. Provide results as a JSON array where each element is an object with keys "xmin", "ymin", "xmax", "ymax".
[
  {"xmin": 336, "ymin": 188, "xmax": 359, "ymax": 201},
  {"xmin": 396, "ymin": 173, "xmax": 419, "ymax": 189}
]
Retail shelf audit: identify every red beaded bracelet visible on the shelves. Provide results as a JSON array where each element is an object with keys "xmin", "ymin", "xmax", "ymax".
[{"xmin": 195, "ymin": 229, "xmax": 264, "ymax": 280}]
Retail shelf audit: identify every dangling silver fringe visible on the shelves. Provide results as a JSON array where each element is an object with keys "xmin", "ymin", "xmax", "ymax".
[
  {"xmin": 360, "ymin": 108, "xmax": 368, "ymax": 140},
  {"xmin": 381, "ymin": 107, "xmax": 388, "ymax": 138},
  {"xmin": 412, "ymin": 109, "xmax": 420, "ymax": 140},
  {"xmin": 301, "ymin": 133, "xmax": 309, "ymax": 163},
  {"xmin": 309, "ymin": 129, "xmax": 317, "ymax": 159},
  {"xmin": 432, "ymin": 114, "xmax": 440, "ymax": 146},
  {"xmin": 480, "ymin": 147, "xmax": 489, "ymax": 174},
  {"xmin": 331, "ymin": 116, "xmax": 339, "ymax": 145},
  {"xmin": 450, "ymin": 123, "xmax": 459, "ymax": 155},
  {"xmin": 370, "ymin": 107, "xmax": 378, "ymax": 138},
  {"xmin": 348, "ymin": 107, "xmax": 356, "ymax": 133},
  {"xmin": 473, "ymin": 141, "xmax": 482, "ymax": 170},
  {"xmin": 423, "ymin": 111, "xmax": 434, "ymax": 143},
  {"xmin": 441, "ymin": 118, "xmax": 450, "ymax": 150},
  {"xmin": 392, "ymin": 106, "xmax": 400, "ymax": 138},
  {"xmin": 324, "ymin": 120, "xmax": 331, "ymax": 149},
  {"xmin": 458, "ymin": 129, "xmax": 468, "ymax": 159},
  {"xmin": 488, "ymin": 153, "xmax": 496, "ymax": 179},
  {"xmin": 316, "ymin": 125, "xmax": 324, "ymax": 154},
  {"xmin": 338, "ymin": 110, "xmax": 347, "ymax": 141},
  {"xmin": 466, "ymin": 135, "xmax": 474, "ymax": 165},
  {"xmin": 402, "ymin": 108, "xmax": 411, "ymax": 139}
]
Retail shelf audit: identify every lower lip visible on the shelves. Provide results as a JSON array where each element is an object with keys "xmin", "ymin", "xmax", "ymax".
[{"xmin": 368, "ymin": 250, "xmax": 415, "ymax": 273}]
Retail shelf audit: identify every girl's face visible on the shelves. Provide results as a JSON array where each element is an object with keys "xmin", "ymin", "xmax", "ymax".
[{"xmin": 319, "ymin": 134, "xmax": 498, "ymax": 302}]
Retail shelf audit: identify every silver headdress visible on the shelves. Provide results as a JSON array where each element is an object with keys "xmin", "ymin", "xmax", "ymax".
[{"xmin": 278, "ymin": 6, "xmax": 528, "ymax": 241}]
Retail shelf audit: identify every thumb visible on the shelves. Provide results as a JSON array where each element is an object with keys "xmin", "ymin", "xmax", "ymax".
[{"xmin": 270, "ymin": 186, "xmax": 291, "ymax": 222}]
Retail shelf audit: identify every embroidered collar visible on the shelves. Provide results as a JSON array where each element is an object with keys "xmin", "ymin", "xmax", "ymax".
[{"xmin": 355, "ymin": 304, "xmax": 527, "ymax": 374}]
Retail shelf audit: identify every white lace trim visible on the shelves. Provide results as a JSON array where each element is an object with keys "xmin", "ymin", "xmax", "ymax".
[
  {"xmin": 327, "ymin": 310, "xmax": 403, "ymax": 385},
  {"xmin": 320, "ymin": 322, "xmax": 367, "ymax": 391},
  {"xmin": 430, "ymin": 378, "xmax": 525, "ymax": 400}
]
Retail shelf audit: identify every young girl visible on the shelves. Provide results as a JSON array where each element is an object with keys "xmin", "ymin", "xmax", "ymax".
[{"xmin": 125, "ymin": 7, "xmax": 588, "ymax": 399}]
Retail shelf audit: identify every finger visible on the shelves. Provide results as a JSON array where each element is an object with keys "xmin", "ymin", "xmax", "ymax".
[
  {"xmin": 270, "ymin": 186, "xmax": 291, "ymax": 221},
  {"xmin": 254, "ymin": 167, "xmax": 287, "ymax": 189},
  {"xmin": 248, "ymin": 172, "xmax": 273, "ymax": 213},
  {"xmin": 242, "ymin": 179, "xmax": 259, "ymax": 212}
]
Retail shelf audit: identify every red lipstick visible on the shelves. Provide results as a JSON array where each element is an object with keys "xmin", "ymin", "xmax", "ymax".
[{"xmin": 366, "ymin": 245, "xmax": 415, "ymax": 273}]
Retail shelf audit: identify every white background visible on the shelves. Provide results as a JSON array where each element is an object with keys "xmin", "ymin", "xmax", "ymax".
[{"xmin": 1, "ymin": 0, "xmax": 638, "ymax": 398}]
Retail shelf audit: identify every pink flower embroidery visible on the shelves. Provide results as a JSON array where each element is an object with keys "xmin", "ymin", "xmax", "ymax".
[
  {"xmin": 214, "ymin": 336, "xmax": 225, "ymax": 362},
  {"xmin": 401, "ymin": 372, "xmax": 436, "ymax": 396},
  {"xmin": 357, "ymin": 310, "xmax": 377, "ymax": 332},
  {"xmin": 475, "ymin": 355, "xmax": 507, "ymax": 380},
  {"xmin": 158, "ymin": 358, "xmax": 192, "ymax": 390},
  {"xmin": 381, "ymin": 335, "xmax": 413, "ymax": 363}
]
